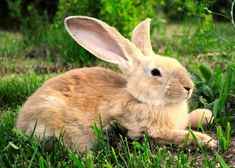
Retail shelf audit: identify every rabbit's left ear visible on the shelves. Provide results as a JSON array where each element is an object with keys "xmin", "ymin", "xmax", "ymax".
[{"xmin": 131, "ymin": 18, "xmax": 155, "ymax": 56}]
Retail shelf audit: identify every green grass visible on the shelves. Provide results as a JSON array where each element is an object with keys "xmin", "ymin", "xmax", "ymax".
[
  {"xmin": 0, "ymin": 31, "xmax": 23, "ymax": 58},
  {"xmin": 190, "ymin": 64, "xmax": 235, "ymax": 127},
  {"xmin": 0, "ymin": 73, "xmax": 53, "ymax": 109}
]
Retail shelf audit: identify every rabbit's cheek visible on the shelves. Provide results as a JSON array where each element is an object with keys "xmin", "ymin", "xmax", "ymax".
[{"xmin": 165, "ymin": 84, "xmax": 181, "ymax": 96}]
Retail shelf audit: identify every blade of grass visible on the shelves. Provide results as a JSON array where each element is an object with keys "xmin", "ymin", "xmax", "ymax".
[{"xmin": 214, "ymin": 151, "xmax": 229, "ymax": 168}]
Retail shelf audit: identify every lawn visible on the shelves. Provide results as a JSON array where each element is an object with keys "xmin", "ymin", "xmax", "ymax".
[{"xmin": 0, "ymin": 19, "xmax": 234, "ymax": 168}]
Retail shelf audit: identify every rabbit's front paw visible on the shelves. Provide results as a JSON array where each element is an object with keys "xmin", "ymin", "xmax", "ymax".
[
  {"xmin": 200, "ymin": 109, "xmax": 213, "ymax": 124},
  {"xmin": 189, "ymin": 109, "xmax": 214, "ymax": 128},
  {"xmin": 207, "ymin": 138, "xmax": 218, "ymax": 149},
  {"xmin": 197, "ymin": 133, "xmax": 217, "ymax": 149}
]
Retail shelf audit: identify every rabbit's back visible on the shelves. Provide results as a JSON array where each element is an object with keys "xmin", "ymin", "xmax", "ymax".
[{"xmin": 16, "ymin": 67, "xmax": 127, "ymax": 139}]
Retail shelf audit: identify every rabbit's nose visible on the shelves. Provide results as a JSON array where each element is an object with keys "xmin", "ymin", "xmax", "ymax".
[{"xmin": 184, "ymin": 87, "xmax": 191, "ymax": 92}]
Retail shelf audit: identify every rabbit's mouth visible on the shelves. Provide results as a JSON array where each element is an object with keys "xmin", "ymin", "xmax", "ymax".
[
  {"xmin": 187, "ymin": 89, "xmax": 193, "ymax": 99},
  {"xmin": 164, "ymin": 87, "xmax": 192, "ymax": 103}
]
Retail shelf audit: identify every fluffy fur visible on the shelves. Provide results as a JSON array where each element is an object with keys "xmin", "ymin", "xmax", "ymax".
[{"xmin": 16, "ymin": 16, "xmax": 217, "ymax": 152}]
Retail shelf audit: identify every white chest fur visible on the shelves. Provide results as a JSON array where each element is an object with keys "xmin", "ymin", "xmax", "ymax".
[
  {"xmin": 161, "ymin": 101, "xmax": 189, "ymax": 130},
  {"xmin": 141, "ymin": 101, "xmax": 189, "ymax": 137},
  {"xmin": 110, "ymin": 96, "xmax": 190, "ymax": 139}
]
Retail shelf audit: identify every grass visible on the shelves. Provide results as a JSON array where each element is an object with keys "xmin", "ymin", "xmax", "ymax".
[
  {"xmin": 0, "ymin": 31, "xmax": 23, "ymax": 58},
  {"xmin": 0, "ymin": 73, "xmax": 53, "ymax": 109},
  {"xmin": 0, "ymin": 17, "xmax": 234, "ymax": 167}
]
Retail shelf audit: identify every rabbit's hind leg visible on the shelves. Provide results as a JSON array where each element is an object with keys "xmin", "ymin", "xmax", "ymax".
[{"xmin": 63, "ymin": 126, "xmax": 96, "ymax": 153}]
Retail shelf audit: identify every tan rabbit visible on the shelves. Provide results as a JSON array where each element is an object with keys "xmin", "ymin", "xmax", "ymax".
[{"xmin": 16, "ymin": 16, "xmax": 217, "ymax": 152}]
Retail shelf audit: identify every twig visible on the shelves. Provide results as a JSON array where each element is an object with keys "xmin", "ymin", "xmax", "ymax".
[
  {"xmin": 196, "ymin": 52, "xmax": 227, "ymax": 59},
  {"xmin": 231, "ymin": 0, "xmax": 235, "ymax": 32},
  {"xmin": 205, "ymin": 8, "xmax": 230, "ymax": 21}
]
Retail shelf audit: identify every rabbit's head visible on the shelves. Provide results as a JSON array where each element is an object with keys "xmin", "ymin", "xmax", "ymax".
[{"xmin": 65, "ymin": 16, "xmax": 193, "ymax": 106}]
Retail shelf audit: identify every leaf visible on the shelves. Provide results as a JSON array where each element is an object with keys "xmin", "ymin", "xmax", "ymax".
[
  {"xmin": 9, "ymin": 141, "xmax": 19, "ymax": 150},
  {"xmin": 217, "ymin": 125, "xmax": 229, "ymax": 151},
  {"xmin": 111, "ymin": 147, "xmax": 119, "ymax": 166},
  {"xmin": 223, "ymin": 66, "xmax": 234, "ymax": 96},
  {"xmin": 199, "ymin": 65, "xmax": 213, "ymax": 83},
  {"xmin": 183, "ymin": 131, "xmax": 190, "ymax": 149},
  {"xmin": 67, "ymin": 148, "xmax": 85, "ymax": 168},
  {"xmin": 230, "ymin": 94, "xmax": 235, "ymax": 97},
  {"xmin": 39, "ymin": 156, "xmax": 44, "ymax": 168},
  {"xmin": 214, "ymin": 65, "xmax": 234, "ymax": 125},
  {"xmin": 132, "ymin": 141, "xmax": 144, "ymax": 151},
  {"xmin": 189, "ymin": 129, "xmax": 203, "ymax": 150},
  {"xmin": 226, "ymin": 122, "xmax": 231, "ymax": 145},
  {"xmin": 28, "ymin": 146, "xmax": 38, "ymax": 168},
  {"xmin": 105, "ymin": 162, "xmax": 113, "ymax": 168},
  {"xmin": 214, "ymin": 151, "xmax": 229, "ymax": 168},
  {"xmin": 201, "ymin": 85, "xmax": 212, "ymax": 97},
  {"xmin": 12, "ymin": 128, "xmax": 27, "ymax": 139},
  {"xmin": 213, "ymin": 99, "xmax": 220, "ymax": 122}
]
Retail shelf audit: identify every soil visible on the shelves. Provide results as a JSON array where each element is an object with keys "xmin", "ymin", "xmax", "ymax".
[{"xmin": 223, "ymin": 136, "xmax": 235, "ymax": 167}]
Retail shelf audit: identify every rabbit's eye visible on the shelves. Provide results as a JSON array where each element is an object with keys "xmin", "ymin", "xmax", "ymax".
[{"xmin": 151, "ymin": 68, "xmax": 162, "ymax": 77}]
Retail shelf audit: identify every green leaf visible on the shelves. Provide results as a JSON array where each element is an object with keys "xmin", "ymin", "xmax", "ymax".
[
  {"xmin": 9, "ymin": 141, "xmax": 19, "ymax": 150},
  {"xmin": 111, "ymin": 147, "xmax": 119, "ymax": 166},
  {"xmin": 189, "ymin": 129, "xmax": 203, "ymax": 150},
  {"xmin": 132, "ymin": 141, "xmax": 144, "ymax": 151},
  {"xmin": 230, "ymin": 94, "xmax": 235, "ymax": 97},
  {"xmin": 105, "ymin": 162, "xmax": 113, "ymax": 168},
  {"xmin": 87, "ymin": 152, "xmax": 94, "ymax": 168},
  {"xmin": 223, "ymin": 66, "xmax": 234, "ymax": 96},
  {"xmin": 199, "ymin": 65, "xmax": 213, "ymax": 82},
  {"xmin": 213, "ymin": 99, "xmax": 219, "ymax": 122},
  {"xmin": 217, "ymin": 125, "xmax": 229, "ymax": 151},
  {"xmin": 214, "ymin": 151, "xmax": 229, "ymax": 168},
  {"xmin": 67, "ymin": 148, "xmax": 85, "ymax": 168},
  {"xmin": 39, "ymin": 156, "xmax": 44, "ymax": 168},
  {"xmin": 226, "ymin": 122, "xmax": 231, "ymax": 145}
]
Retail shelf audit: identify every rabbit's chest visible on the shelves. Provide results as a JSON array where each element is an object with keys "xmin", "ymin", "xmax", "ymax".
[
  {"xmin": 115, "ymin": 99, "xmax": 190, "ymax": 137},
  {"xmin": 151, "ymin": 102, "xmax": 189, "ymax": 130},
  {"xmin": 133, "ymin": 102, "xmax": 189, "ymax": 134}
]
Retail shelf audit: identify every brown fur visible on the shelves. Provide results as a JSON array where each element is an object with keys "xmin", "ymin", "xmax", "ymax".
[{"xmin": 16, "ymin": 16, "xmax": 217, "ymax": 152}]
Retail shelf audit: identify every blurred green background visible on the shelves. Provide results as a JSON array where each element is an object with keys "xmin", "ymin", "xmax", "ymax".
[{"xmin": 0, "ymin": 0, "xmax": 234, "ymax": 64}]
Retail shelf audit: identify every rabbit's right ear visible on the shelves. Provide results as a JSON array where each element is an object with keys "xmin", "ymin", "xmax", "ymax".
[
  {"xmin": 65, "ymin": 16, "xmax": 142, "ymax": 71},
  {"xmin": 131, "ymin": 18, "xmax": 155, "ymax": 56}
]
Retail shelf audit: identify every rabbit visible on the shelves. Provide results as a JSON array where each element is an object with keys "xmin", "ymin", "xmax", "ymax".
[{"xmin": 16, "ymin": 16, "xmax": 217, "ymax": 153}]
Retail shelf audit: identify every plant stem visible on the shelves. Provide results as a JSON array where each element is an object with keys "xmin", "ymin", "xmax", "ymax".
[{"xmin": 231, "ymin": 0, "xmax": 235, "ymax": 32}]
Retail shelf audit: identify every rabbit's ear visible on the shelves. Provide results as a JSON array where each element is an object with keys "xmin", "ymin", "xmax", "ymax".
[
  {"xmin": 65, "ymin": 16, "xmax": 142, "ymax": 68},
  {"xmin": 131, "ymin": 18, "xmax": 154, "ymax": 56}
]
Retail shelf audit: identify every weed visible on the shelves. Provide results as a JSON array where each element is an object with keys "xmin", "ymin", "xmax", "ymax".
[{"xmin": 217, "ymin": 122, "xmax": 231, "ymax": 152}]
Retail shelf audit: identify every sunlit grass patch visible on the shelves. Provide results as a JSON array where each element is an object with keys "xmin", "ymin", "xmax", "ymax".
[
  {"xmin": 0, "ymin": 31, "xmax": 23, "ymax": 57},
  {"xmin": 0, "ymin": 73, "xmax": 53, "ymax": 109}
]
